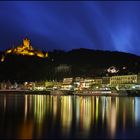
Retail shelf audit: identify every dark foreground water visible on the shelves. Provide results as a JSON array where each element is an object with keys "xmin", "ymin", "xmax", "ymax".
[{"xmin": 0, "ymin": 94, "xmax": 140, "ymax": 139}]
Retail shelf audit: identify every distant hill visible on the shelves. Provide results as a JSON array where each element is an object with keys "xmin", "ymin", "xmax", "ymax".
[
  {"xmin": 50, "ymin": 48, "xmax": 139, "ymax": 67},
  {"xmin": 0, "ymin": 48, "xmax": 140, "ymax": 82}
]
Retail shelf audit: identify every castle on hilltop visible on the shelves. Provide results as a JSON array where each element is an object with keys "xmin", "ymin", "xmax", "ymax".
[{"xmin": 5, "ymin": 38, "xmax": 48, "ymax": 58}]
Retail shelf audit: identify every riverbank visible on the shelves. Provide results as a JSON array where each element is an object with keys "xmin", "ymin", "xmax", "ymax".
[
  {"xmin": 0, "ymin": 90, "xmax": 50, "ymax": 95},
  {"xmin": 0, "ymin": 89, "xmax": 139, "ymax": 96}
]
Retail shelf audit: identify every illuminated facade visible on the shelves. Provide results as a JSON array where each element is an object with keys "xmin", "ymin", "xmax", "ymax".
[
  {"xmin": 34, "ymin": 81, "xmax": 46, "ymax": 91},
  {"xmin": 102, "ymin": 77, "xmax": 110, "ymax": 85},
  {"xmin": 61, "ymin": 78, "xmax": 73, "ymax": 90},
  {"xmin": 110, "ymin": 75, "xmax": 138, "ymax": 85},
  {"xmin": 109, "ymin": 74, "xmax": 140, "ymax": 90},
  {"xmin": 5, "ymin": 38, "xmax": 48, "ymax": 59},
  {"xmin": 74, "ymin": 78, "xmax": 102, "ymax": 90}
]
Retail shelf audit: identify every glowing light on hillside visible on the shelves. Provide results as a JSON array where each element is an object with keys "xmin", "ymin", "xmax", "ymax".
[
  {"xmin": 107, "ymin": 66, "xmax": 119, "ymax": 73},
  {"xmin": 1, "ymin": 55, "xmax": 5, "ymax": 62},
  {"xmin": 5, "ymin": 38, "xmax": 48, "ymax": 58}
]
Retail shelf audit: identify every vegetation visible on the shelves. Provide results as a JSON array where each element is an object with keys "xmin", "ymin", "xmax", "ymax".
[{"xmin": 0, "ymin": 48, "xmax": 140, "ymax": 82}]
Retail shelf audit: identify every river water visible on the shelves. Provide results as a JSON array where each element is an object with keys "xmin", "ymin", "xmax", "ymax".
[{"xmin": 0, "ymin": 94, "xmax": 140, "ymax": 139}]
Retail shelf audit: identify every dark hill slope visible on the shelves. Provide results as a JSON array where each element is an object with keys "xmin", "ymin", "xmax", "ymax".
[
  {"xmin": 50, "ymin": 48, "xmax": 140, "ymax": 69},
  {"xmin": 0, "ymin": 48, "xmax": 140, "ymax": 81}
]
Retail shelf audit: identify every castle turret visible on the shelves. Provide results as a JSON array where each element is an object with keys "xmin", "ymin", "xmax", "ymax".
[{"xmin": 23, "ymin": 38, "xmax": 30, "ymax": 49}]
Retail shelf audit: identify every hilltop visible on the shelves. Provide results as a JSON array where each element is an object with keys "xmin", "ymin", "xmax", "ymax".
[{"xmin": 1, "ymin": 38, "xmax": 48, "ymax": 62}]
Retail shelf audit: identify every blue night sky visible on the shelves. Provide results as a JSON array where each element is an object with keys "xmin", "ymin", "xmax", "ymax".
[{"xmin": 0, "ymin": 1, "xmax": 140, "ymax": 55}]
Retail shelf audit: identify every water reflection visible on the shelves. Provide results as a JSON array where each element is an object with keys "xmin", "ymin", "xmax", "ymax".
[
  {"xmin": 60, "ymin": 96, "xmax": 72, "ymax": 135},
  {"xmin": 80, "ymin": 97, "xmax": 92, "ymax": 132},
  {"xmin": 24, "ymin": 95, "xmax": 27, "ymax": 121},
  {"xmin": 52, "ymin": 96, "xmax": 58, "ymax": 122},
  {"xmin": 0, "ymin": 94, "xmax": 140, "ymax": 139},
  {"xmin": 33, "ymin": 95, "xmax": 47, "ymax": 124},
  {"xmin": 18, "ymin": 120, "xmax": 33, "ymax": 139},
  {"xmin": 135, "ymin": 97, "xmax": 140, "ymax": 126},
  {"xmin": 107, "ymin": 97, "xmax": 117, "ymax": 138}
]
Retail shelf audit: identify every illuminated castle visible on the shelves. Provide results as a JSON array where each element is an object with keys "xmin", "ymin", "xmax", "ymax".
[{"xmin": 5, "ymin": 38, "xmax": 48, "ymax": 58}]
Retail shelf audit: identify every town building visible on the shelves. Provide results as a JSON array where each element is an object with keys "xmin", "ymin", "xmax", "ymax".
[
  {"xmin": 110, "ymin": 75, "xmax": 137, "ymax": 85},
  {"xmin": 110, "ymin": 74, "xmax": 140, "ymax": 90},
  {"xmin": 73, "ymin": 77, "xmax": 103, "ymax": 91},
  {"xmin": 61, "ymin": 78, "xmax": 73, "ymax": 90},
  {"xmin": 102, "ymin": 77, "xmax": 110, "ymax": 85},
  {"xmin": 33, "ymin": 81, "xmax": 46, "ymax": 91}
]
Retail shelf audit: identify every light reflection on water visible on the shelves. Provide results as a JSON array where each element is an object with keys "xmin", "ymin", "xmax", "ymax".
[
  {"xmin": 0, "ymin": 94, "xmax": 140, "ymax": 139},
  {"xmin": 60, "ymin": 96, "xmax": 72, "ymax": 135}
]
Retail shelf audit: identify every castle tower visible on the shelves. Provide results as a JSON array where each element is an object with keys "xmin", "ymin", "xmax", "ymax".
[{"xmin": 23, "ymin": 38, "xmax": 30, "ymax": 48}]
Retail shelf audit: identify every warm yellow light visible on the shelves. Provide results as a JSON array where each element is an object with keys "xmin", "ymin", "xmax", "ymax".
[
  {"xmin": 28, "ymin": 52, "xmax": 35, "ymax": 56},
  {"xmin": 6, "ymin": 49, "xmax": 12, "ymax": 54},
  {"xmin": 36, "ymin": 52, "xmax": 44, "ymax": 58},
  {"xmin": 1, "ymin": 55, "xmax": 5, "ymax": 62},
  {"xmin": 4, "ymin": 38, "xmax": 49, "ymax": 59},
  {"xmin": 23, "ymin": 38, "xmax": 30, "ymax": 48},
  {"xmin": 45, "ymin": 52, "xmax": 48, "ymax": 57}
]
